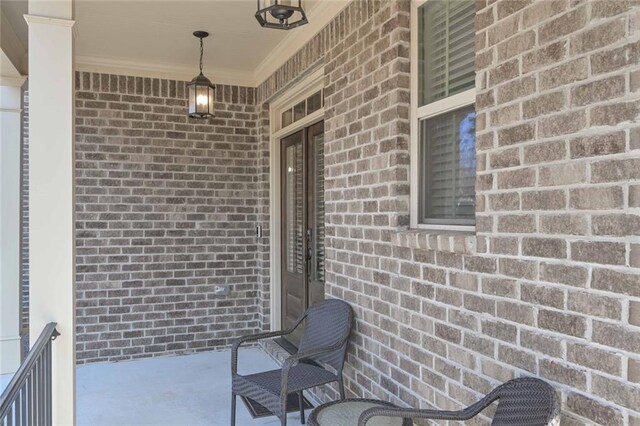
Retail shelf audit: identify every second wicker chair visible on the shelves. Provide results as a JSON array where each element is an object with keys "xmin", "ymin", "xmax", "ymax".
[{"xmin": 357, "ymin": 377, "xmax": 560, "ymax": 426}]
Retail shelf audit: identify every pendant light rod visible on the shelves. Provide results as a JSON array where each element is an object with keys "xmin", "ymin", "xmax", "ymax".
[
  {"xmin": 199, "ymin": 37, "xmax": 203, "ymax": 73},
  {"xmin": 193, "ymin": 31, "xmax": 209, "ymax": 74}
]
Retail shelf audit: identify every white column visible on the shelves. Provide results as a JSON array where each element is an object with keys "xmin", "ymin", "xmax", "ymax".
[
  {"xmin": 0, "ymin": 79, "xmax": 25, "ymax": 375},
  {"xmin": 26, "ymin": 0, "xmax": 75, "ymax": 423}
]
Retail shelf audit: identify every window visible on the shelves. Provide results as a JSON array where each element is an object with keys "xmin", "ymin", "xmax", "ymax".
[
  {"xmin": 411, "ymin": 0, "xmax": 476, "ymax": 228},
  {"xmin": 279, "ymin": 90, "xmax": 323, "ymax": 131}
]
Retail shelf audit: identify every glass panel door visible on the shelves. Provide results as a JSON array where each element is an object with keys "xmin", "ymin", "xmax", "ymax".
[
  {"xmin": 280, "ymin": 121, "xmax": 325, "ymax": 349},
  {"xmin": 307, "ymin": 121, "xmax": 325, "ymax": 308},
  {"xmin": 281, "ymin": 130, "xmax": 305, "ymax": 346}
]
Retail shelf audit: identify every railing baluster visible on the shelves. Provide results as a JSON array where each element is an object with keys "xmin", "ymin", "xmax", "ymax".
[
  {"xmin": 13, "ymin": 392, "xmax": 18, "ymax": 426},
  {"xmin": 0, "ymin": 323, "xmax": 59, "ymax": 426},
  {"xmin": 24, "ymin": 373, "xmax": 29, "ymax": 426},
  {"xmin": 44, "ymin": 344, "xmax": 48, "ymax": 426},
  {"xmin": 44, "ymin": 343, "xmax": 49, "ymax": 426},
  {"xmin": 33, "ymin": 362, "xmax": 37, "ymax": 426},
  {"xmin": 33, "ymin": 365, "xmax": 38, "ymax": 425},
  {"xmin": 43, "ymin": 352, "xmax": 46, "ymax": 426},
  {"xmin": 32, "ymin": 360, "xmax": 37, "ymax": 426},
  {"xmin": 13, "ymin": 389, "xmax": 19, "ymax": 426},
  {"xmin": 29, "ymin": 372, "xmax": 34, "ymax": 426},
  {"xmin": 6, "ymin": 401, "xmax": 12, "ymax": 426},
  {"xmin": 40, "ymin": 354, "xmax": 45, "ymax": 425},
  {"xmin": 37, "ymin": 355, "xmax": 43, "ymax": 425},
  {"xmin": 47, "ymin": 342, "xmax": 52, "ymax": 426},
  {"xmin": 19, "ymin": 387, "xmax": 26, "ymax": 426}
]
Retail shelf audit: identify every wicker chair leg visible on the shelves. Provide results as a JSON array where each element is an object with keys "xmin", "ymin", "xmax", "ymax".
[
  {"xmin": 299, "ymin": 391, "xmax": 305, "ymax": 424},
  {"xmin": 230, "ymin": 393, "xmax": 236, "ymax": 426},
  {"xmin": 281, "ymin": 398, "xmax": 287, "ymax": 426}
]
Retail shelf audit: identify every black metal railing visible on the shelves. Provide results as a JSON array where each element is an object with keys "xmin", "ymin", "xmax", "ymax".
[{"xmin": 0, "ymin": 323, "xmax": 59, "ymax": 426}]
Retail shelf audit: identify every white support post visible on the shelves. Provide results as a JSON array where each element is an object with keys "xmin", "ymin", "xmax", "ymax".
[
  {"xmin": 0, "ymin": 78, "xmax": 25, "ymax": 375},
  {"xmin": 26, "ymin": 0, "xmax": 75, "ymax": 423}
]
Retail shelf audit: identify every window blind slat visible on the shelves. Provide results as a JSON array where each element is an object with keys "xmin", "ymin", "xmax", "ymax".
[{"xmin": 419, "ymin": 0, "xmax": 476, "ymax": 106}]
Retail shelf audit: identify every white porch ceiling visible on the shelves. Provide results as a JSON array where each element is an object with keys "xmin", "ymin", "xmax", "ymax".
[
  {"xmin": 1, "ymin": 0, "xmax": 348, "ymax": 86},
  {"xmin": 74, "ymin": 0, "xmax": 347, "ymax": 86}
]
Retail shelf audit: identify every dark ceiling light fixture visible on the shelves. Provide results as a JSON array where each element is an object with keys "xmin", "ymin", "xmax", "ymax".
[
  {"xmin": 187, "ymin": 31, "xmax": 215, "ymax": 118},
  {"xmin": 255, "ymin": 0, "xmax": 308, "ymax": 30}
]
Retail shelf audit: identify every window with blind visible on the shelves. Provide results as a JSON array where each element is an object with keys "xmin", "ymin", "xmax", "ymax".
[{"xmin": 415, "ymin": 0, "xmax": 476, "ymax": 226}]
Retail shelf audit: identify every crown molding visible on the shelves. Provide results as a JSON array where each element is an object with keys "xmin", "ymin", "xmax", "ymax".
[
  {"xmin": 252, "ymin": 0, "xmax": 349, "ymax": 86},
  {"xmin": 1, "ymin": 11, "xmax": 27, "ymax": 75},
  {"xmin": 75, "ymin": 56, "xmax": 256, "ymax": 87},
  {"xmin": 0, "ymin": 75, "xmax": 27, "ymax": 87},
  {"xmin": 24, "ymin": 14, "xmax": 75, "ymax": 28}
]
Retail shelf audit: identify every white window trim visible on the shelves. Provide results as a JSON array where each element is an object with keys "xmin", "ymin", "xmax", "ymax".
[
  {"xmin": 268, "ymin": 68, "xmax": 324, "ymax": 331},
  {"xmin": 273, "ymin": 74, "xmax": 324, "ymax": 135},
  {"xmin": 410, "ymin": 0, "xmax": 477, "ymax": 232}
]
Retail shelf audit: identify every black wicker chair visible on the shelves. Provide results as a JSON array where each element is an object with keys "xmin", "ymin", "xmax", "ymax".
[
  {"xmin": 357, "ymin": 377, "xmax": 560, "ymax": 426},
  {"xmin": 231, "ymin": 299, "xmax": 354, "ymax": 426}
]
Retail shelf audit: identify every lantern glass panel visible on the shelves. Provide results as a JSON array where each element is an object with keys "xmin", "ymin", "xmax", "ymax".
[
  {"xmin": 261, "ymin": 0, "xmax": 295, "ymax": 8},
  {"xmin": 188, "ymin": 84, "xmax": 196, "ymax": 115},
  {"xmin": 208, "ymin": 86, "xmax": 215, "ymax": 113},
  {"xmin": 196, "ymin": 85, "xmax": 209, "ymax": 114}
]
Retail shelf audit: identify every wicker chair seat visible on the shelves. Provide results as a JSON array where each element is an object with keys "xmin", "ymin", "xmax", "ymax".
[{"xmin": 234, "ymin": 363, "xmax": 339, "ymax": 395}]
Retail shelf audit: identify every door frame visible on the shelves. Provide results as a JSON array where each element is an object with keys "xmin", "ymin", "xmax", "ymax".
[{"xmin": 269, "ymin": 68, "xmax": 324, "ymax": 331}]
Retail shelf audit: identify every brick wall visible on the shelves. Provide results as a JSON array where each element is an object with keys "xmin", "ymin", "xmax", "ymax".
[
  {"xmin": 472, "ymin": 1, "xmax": 640, "ymax": 423},
  {"xmin": 67, "ymin": 0, "xmax": 640, "ymax": 422},
  {"xmin": 256, "ymin": 0, "xmax": 640, "ymax": 424},
  {"xmin": 74, "ymin": 72, "xmax": 261, "ymax": 363}
]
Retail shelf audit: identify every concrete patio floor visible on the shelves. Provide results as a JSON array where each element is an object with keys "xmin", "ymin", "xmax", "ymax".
[{"xmin": 77, "ymin": 347, "xmax": 307, "ymax": 426}]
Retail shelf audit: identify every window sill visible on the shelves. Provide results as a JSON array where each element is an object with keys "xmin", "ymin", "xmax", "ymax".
[{"xmin": 391, "ymin": 228, "xmax": 477, "ymax": 255}]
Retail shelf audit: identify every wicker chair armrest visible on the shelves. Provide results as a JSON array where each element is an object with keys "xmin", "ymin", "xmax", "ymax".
[
  {"xmin": 279, "ymin": 342, "xmax": 345, "ymax": 399},
  {"xmin": 232, "ymin": 329, "xmax": 289, "ymax": 349},
  {"xmin": 232, "ymin": 329, "xmax": 290, "ymax": 374},
  {"xmin": 359, "ymin": 378, "xmax": 559, "ymax": 426},
  {"xmin": 232, "ymin": 316, "xmax": 309, "ymax": 375},
  {"xmin": 358, "ymin": 406, "xmax": 472, "ymax": 426},
  {"xmin": 358, "ymin": 392, "xmax": 498, "ymax": 426},
  {"xmin": 232, "ymin": 315, "xmax": 307, "ymax": 374},
  {"xmin": 283, "ymin": 345, "xmax": 339, "ymax": 370}
]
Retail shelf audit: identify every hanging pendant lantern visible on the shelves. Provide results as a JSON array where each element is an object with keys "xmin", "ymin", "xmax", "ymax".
[
  {"xmin": 255, "ymin": 0, "xmax": 308, "ymax": 30},
  {"xmin": 187, "ymin": 31, "xmax": 215, "ymax": 118}
]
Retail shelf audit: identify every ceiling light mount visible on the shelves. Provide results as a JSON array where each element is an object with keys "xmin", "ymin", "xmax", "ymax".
[
  {"xmin": 255, "ymin": 0, "xmax": 308, "ymax": 30},
  {"xmin": 193, "ymin": 30, "xmax": 209, "ymax": 39}
]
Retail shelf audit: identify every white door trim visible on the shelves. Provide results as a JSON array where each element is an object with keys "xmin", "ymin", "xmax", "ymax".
[{"xmin": 268, "ymin": 68, "xmax": 324, "ymax": 331}]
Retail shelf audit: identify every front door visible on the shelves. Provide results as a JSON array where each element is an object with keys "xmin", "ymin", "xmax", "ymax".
[{"xmin": 280, "ymin": 121, "xmax": 325, "ymax": 347}]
